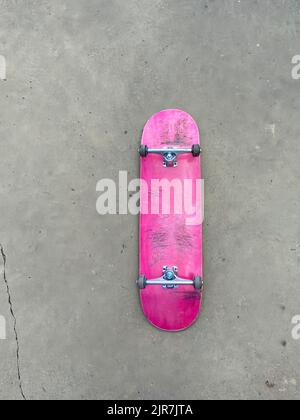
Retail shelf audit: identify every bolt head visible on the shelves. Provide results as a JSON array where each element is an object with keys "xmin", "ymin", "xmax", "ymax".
[{"xmin": 166, "ymin": 271, "xmax": 174, "ymax": 280}]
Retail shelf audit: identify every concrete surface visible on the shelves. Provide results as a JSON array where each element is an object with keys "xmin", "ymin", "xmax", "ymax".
[{"xmin": 0, "ymin": 0, "xmax": 299, "ymax": 400}]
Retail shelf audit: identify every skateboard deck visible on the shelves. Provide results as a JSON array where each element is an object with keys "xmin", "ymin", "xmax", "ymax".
[{"xmin": 138, "ymin": 109, "xmax": 203, "ymax": 332}]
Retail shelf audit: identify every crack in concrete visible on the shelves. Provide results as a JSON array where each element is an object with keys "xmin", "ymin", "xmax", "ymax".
[{"xmin": 0, "ymin": 245, "xmax": 26, "ymax": 400}]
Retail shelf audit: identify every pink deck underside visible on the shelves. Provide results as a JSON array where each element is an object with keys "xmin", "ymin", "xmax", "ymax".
[{"xmin": 140, "ymin": 109, "xmax": 203, "ymax": 331}]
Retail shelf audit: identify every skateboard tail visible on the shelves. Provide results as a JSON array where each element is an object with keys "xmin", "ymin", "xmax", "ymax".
[{"xmin": 140, "ymin": 291, "xmax": 203, "ymax": 332}]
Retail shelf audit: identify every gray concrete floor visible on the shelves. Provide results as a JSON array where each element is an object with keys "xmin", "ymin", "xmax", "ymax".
[{"xmin": 0, "ymin": 0, "xmax": 299, "ymax": 400}]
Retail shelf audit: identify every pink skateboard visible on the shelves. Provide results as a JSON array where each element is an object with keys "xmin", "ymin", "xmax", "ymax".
[{"xmin": 137, "ymin": 109, "xmax": 203, "ymax": 332}]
